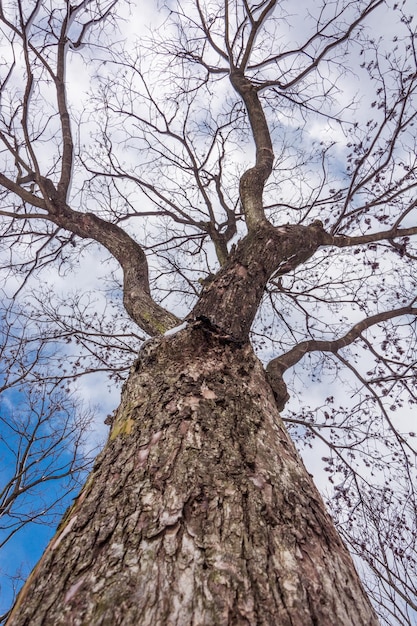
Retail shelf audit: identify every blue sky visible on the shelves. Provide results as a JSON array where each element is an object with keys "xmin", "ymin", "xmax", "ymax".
[{"xmin": 0, "ymin": 383, "xmax": 95, "ymax": 618}]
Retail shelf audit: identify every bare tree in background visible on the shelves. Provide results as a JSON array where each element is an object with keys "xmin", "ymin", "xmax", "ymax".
[
  {"xmin": 0, "ymin": 295, "xmax": 97, "ymax": 621},
  {"xmin": 0, "ymin": 0, "xmax": 416, "ymax": 624}
]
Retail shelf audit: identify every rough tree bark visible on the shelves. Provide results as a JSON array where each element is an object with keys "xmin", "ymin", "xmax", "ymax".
[{"xmin": 6, "ymin": 323, "xmax": 378, "ymax": 626}]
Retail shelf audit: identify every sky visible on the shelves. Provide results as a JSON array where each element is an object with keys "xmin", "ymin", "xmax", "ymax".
[{"xmin": 0, "ymin": 0, "xmax": 416, "ymax": 623}]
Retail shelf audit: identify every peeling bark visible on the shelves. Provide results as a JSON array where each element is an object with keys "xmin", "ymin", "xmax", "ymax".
[{"xmin": 7, "ymin": 327, "xmax": 379, "ymax": 626}]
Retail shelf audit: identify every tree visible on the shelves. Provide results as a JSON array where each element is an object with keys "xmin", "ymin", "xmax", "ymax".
[
  {"xmin": 0, "ymin": 0, "xmax": 416, "ymax": 623},
  {"xmin": 0, "ymin": 294, "xmax": 96, "ymax": 619}
]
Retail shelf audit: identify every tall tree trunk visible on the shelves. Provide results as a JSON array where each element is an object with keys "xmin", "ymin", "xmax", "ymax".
[{"xmin": 7, "ymin": 325, "xmax": 379, "ymax": 626}]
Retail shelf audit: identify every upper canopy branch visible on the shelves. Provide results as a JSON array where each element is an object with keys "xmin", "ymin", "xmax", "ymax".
[
  {"xmin": 229, "ymin": 69, "xmax": 274, "ymax": 230},
  {"xmin": 250, "ymin": 0, "xmax": 384, "ymax": 91},
  {"xmin": 234, "ymin": 0, "xmax": 277, "ymax": 72}
]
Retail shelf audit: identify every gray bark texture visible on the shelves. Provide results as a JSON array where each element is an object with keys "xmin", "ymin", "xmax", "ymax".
[{"xmin": 7, "ymin": 324, "xmax": 379, "ymax": 626}]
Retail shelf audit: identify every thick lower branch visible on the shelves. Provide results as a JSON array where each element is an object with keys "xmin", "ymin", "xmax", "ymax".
[
  {"xmin": 331, "ymin": 226, "xmax": 417, "ymax": 248},
  {"xmin": 0, "ymin": 173, "xmax": 179, "ymax": 334},
  {"xmin": 46, "ymin": 204, "xmax": 180, "ymax": 336},
  {"xmin": 268, "ymin": 305, "xmax": 417, "ymax": 376}
]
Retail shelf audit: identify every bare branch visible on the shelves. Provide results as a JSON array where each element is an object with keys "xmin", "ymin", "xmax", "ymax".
[{"xmin": 268, "ymin": 305, "xmax": 417, "ymax": 375}]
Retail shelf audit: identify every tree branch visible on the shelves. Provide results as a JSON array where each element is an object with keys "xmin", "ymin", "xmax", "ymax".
[
  {"xmin": 255, "ymin": 0, "xmax": 384, "ymax": 92},
  {"xmin": 229, "ymin": 68, "xmax": 274, "ymax": 230},
  {"xmin": 0, "ymin": 173, "xmax": 179, "ymax": 335},
  {"xmin": 330, "ymin": 225, "xmax": 417, "ymax": 248},
  {"xmin": 44, "ymin": 204, "xmax": 181, "ymax": 336},
  {"xmin": 267, "ymin": 305, "xmax": 417, "ymax": 376}
]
